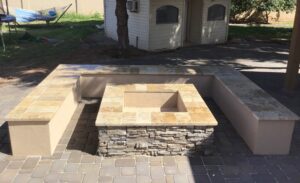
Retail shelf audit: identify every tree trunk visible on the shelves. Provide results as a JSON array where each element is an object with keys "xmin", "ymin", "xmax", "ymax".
[
  {"xmin": 115, "ymin": 0, "xmax": 129, "ymax": 49},
  {"xmin": 285, "ymin": 0, "xmax": 300, "ymax": 91},
  {"xmin": 265, "ymin": 11, "xmax": 269, "ymax": 23}
]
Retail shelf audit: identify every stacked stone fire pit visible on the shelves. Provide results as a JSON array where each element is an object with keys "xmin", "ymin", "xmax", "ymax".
[{"xmin": 96, "ymin": 84, "xmax": 218, "ymax": 156}]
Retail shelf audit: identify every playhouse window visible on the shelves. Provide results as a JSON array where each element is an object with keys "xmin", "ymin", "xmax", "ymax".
[
  {"xmin": 207, "ymin": 4, "xmax": 226, "ymax": 21},
  {"xmin": 156, "ymin": 5, "xmax": 179, "ymax": 24}
]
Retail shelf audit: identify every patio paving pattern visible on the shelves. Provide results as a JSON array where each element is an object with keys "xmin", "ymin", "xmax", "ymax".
[{"xmin": 0, "ymin": 99, "xmax": 300, "ymax": 183}]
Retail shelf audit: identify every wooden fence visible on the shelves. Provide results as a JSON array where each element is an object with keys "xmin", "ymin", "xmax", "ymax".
[{"xmin": 3, "ymin": 0, "xmax": 103, "ymax": 15}]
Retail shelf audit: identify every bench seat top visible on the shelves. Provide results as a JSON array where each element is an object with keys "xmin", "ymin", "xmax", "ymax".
[{"xmin": 5, "ymin": 64, "xmax": 299, "ymax": 123}]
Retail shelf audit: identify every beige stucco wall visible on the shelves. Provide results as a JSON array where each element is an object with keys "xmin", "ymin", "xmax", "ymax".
[
  {"xmin": 80, "ymin": 74, "xmax": 213, "ymax": 97},
  {"xmin": 8, "ymin": 91, "xmax": 78, "ymax": 156},
  {"xmin": 3, "ymin": 0, "xmax": 103, "ymax": 15},
  {"xmin": 212, "ymin": 76, "xmax": 295, "ymax": 154},
  {"xmin": 9, "ymin": 121, "xmax": 52, "ymax": 156}
]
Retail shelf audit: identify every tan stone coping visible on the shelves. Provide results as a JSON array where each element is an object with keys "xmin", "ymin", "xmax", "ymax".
[
  {"xmin": 96, "ymin": 84, "xmax": 218, "ymax": 126},
  {"xmin": 5, "ymin": 64, "xmax": 299, "ymax": 123}
]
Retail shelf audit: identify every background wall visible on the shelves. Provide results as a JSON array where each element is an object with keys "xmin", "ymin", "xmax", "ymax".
[
  {"xmin": 268, "ymin": 11, "xmax": 295, "ymax": 23},
  {"xmin": 3, "ymin": 0, "xmax": 103, "ymax": 15}
]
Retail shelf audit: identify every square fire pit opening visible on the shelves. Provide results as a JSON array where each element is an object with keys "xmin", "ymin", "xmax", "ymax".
[
  {"xmin": 96, "ymin": 84, "xmax": 218, "ymax": 157},
  {"xmin": 124, "ymin": 91, "xmax": 187, "ymax": 112}
]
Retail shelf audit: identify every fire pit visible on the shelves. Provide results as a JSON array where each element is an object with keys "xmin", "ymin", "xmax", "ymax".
[{"xmin": 96, "ymin": 84, "xmax": 218, "ymax": 156}]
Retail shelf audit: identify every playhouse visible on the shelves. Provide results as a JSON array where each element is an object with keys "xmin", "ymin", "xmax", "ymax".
[{"xmin": 104, "ymin": 0, "xmax": 231, "ymax": 50}]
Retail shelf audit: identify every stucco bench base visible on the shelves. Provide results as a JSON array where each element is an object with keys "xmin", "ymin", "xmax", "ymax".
[
  {"xmin": 212, "ymin": 77, "xmax": 297, "ymax": 154},
  {"xmin": 8, "ymin": 91, "xmax": 77, "ymax": 156}
]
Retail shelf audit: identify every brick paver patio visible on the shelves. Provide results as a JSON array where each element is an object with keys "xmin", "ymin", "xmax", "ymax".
[{"xmin": 0, "ymin": 99, "xmax": 299, "ymax": 183}]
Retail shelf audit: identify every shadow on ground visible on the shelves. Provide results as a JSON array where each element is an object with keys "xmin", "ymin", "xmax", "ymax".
[
  {"xmin": 0, "ymin": 122, "xmax": 11, "ymax": 155},
  {"xmin": 65, "ymin": 102, "xmax": 100, "ymax": 155},
  {"xmin": 0, "ymin": 28, "xmax": 294, "ymax": 86}
]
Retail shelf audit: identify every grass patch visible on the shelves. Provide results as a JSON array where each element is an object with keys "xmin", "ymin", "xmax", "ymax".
[
  {"xmin": 61, "ymin": 13, "xmax": 103, "ymax": 22},
  {"xmin": 229, "ymin": 24, "xmax": 293, "ymax": 41},
  {"xmin": 0, "ymin": 13, "xmax": 103, "ymax": 67}
]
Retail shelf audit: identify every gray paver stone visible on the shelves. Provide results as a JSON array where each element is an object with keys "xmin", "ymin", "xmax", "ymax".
[
  {"xmin": 151, "ymin": 166, "xmax": 165, "ymax": 178},
  {"xmin": 67, "ymin": 152, "xmax": 82, "ymax": 163},
  {"xmin": 0, "ymin": 160, "xmax": 9, "ymax": 173},
  {"xmin": 7, "ymin": 161, "xmax": 23, "ymax": 169},
  {"xmin": 83, "ymin": 172, "xmax": 99, "ymax": 183},
  {"xmin": 50, "ymin": 160, "xmax": 66, "ymax": 172},
  {"xmin": 115, "ymin": 159, "xmax": 135, "ymax": 167},
  {"xmin": 44, "ymin": 172, "xmax": 61, "ymax": 182},
  {"xmin": 64, "ymin": 163, "xmax": 80, "ymax": 173},
  {"xmin": 163, "ymin": 157, "xmax": 176, "ymax": 166},
  {"xmin": 114, "ymin": 176, "xmax": 136, "ymax": 183},
  {"xmin": 13, "ymin": 173, "xmax": 31, "ymax": 183},
  {"xmin": 101, "ymin": 158, "xmax": 115, "ymax": 167},
  {"xmin": 31, "ymin": 164, "xmax": 51, "ymax": 178},
  {"xmin": 136, "ymin": 162, "xmax": 150, "ymax": 176},
  {"xmin": 99, "ymin": 176, "xmax": 113, "ymax": 183},
  {"xmin": 100, "ymin": 167, "xmax": 120, "ymax": 176},
  {"xmin": 137, "ymin": 175, "xmax": 151, "ymax": 183},
  {"xmin": 174, "ymin": 174, "xmax": 189, "ymax": 183},
  {"xmin": 121, "ymin": 167, "xmax": 136, "ymax": 176},
  {"xmin": 22, "ymin": 157, "xmax": 40, "ymax": 170},
  {"xmin": 0, "ymin": 169, "xmax": 18, "ymax": 182},
  {"xmin": 59, "ymin": 173, "xmax": 84, "ymax": 182},
  {"xmin": 164, "ymin": 166, "xmax": 178, "ymax": 175}
]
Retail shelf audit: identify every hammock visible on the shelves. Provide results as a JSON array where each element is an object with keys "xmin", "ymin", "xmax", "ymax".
[{"xmin": 15, "ymin": 4, "xmax": 72, "ymax": 24}]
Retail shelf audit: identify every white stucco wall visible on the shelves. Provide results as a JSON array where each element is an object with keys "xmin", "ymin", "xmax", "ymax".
[
  {"xmin": 104, "ymin": 0, "xmax": 150, "ymax": 50},
  {"xmin": 201, "ymin": 0, "xmax": 230, "ymax": 44},
  {"xmin": 104, "ymin": 0, "xmax": 118, "ymax": 40},
  {"xmin": 148, "ymin": 0, "xmax": 184, "ymax": 50}
]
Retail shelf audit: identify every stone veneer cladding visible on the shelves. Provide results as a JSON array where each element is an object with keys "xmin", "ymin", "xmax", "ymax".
[{"xmin": 98, "ymin": 126, "xmax": 214, "ymax": 156}]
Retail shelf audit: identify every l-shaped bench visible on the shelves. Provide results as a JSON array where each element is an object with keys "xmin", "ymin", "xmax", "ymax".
[{"xmin": 5, "ymin": 64, "xmax": 299, "ymax": 156}]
